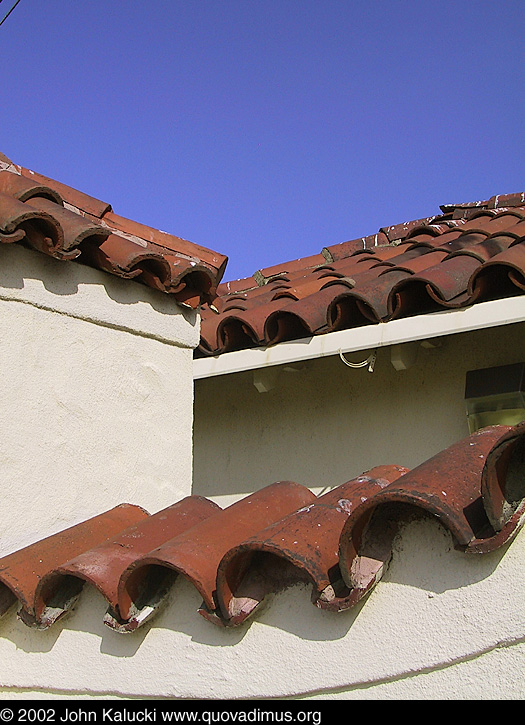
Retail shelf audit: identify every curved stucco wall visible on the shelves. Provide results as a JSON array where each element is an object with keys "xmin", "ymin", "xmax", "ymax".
[
  {"xmin": 0, "ymin": 241, "xmax": 523, "ymax": 700},
  {"xmin": 189, "ymin": 320, "xmax": 525, "ymax": 699},
  {"xmin": 0, "ymin": 514, "xmax": 523, "ymax": 700}
]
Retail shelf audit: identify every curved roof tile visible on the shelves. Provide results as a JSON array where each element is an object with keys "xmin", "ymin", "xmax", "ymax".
[{"xmin": 0, "ymin": 154, "xmax": 227, "ymax": 308}]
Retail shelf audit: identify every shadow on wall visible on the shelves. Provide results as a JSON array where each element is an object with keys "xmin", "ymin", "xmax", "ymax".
[
  {"xmin": 192, "ymin": 357, "xmax": 462, "ymax": 502},
  {"xmin": 0, "ymin": 515, "xmax": 506, "ymax": 658},
  {"xmin": 0, "ymin": 244, "xmax": 198, "ymax": 326},
  {"xmin": 193, "ymin": 323, "xmax": 525, "ymax": 503}
]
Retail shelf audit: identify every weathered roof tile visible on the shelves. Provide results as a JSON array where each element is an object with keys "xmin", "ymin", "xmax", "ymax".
[{"xmin": 0, "ymin": 154, "xmax": 227, "ymax": 307}]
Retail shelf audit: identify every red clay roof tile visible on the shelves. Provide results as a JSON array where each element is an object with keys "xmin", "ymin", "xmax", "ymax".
[
  {"xmin": 18, "ymin": 167, "xmax": 112, "ymax": 218},
  {"xmin": 214, "ymin": 464, "xmax": 409, "ymax": 626},
  {"xmin": 0, "ymin": 504, "xmax": 148, "ymax": 629},
  {"xmin": 198, "ymin": 195, "xmax": 525, "ymax": 356},
  {"xmin": 323, "ymin": 232, "xmax": 390, "ymax": 260},
  {"xmin": 469, "ymin": 242, "xmax": 525, "ymax": 299},
  {"xmin": 0, "ymin": 154, "xmax": 227, "ymax": 308},
  {"xmin": 1, "ymin": 423, "xmax": 523, "ymax": 632},
  {"xmin": 105, "ymin": 481, "xmax": 315, "ymax": 632},
  {"xmin": 39, "ymin": 496, "xmax": 220, "ymax": 630},
  {"xmin": 336, "ymin": 423, "xmax": 525, "ymax": 619}
]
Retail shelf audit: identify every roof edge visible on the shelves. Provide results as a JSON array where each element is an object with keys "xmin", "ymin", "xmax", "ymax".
[{"xmin": 193, "ymin": 296, "xmax": 525, "ymax": 379}]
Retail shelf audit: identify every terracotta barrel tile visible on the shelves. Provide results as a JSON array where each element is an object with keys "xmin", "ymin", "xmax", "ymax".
[
  {"xmin": 0, "ymin": 169, "xmax": 63, "ymax": 205},
  {"xmin": 407, "ymin": 228, "xmax": 464, "ymax": 248},
  {"xmin": 257, "ymin": 253, "xmax": 328, "ymax": 280},
  {"xmin": 198, "ymin": 313, "xmax": 230, "ymax": 356},
  {"xmin": 329, "ymin": 268, "xmax": 411, "ymax": 326},
  {"xmin": 19, "ymin": 167, "xmax": 112, "ymax": 218},
  {"xmin": 0, "ymin": 504, "xmax": 148, "ymax": 628},
  {"xmin": 468, "ymin": 242, "xmax": 525, "ymax": 299},
  {"xmin": 488, "ymin": 193, "xmax": 525, "ymax": 209},
  {"xmin": 445, "ymin": 233, "xmax": 516, "ymax": 263},
  {"xmin": 214, "ymin": 465, "xmax": 409, "ymax": 626},
  {"xmin": 108, "ymin": 481, "xmax": 317, "ymax": 632},
  {"xmin": 263, "ymin": 283, "xmax": 357, "ymax": 345},
  {"xmin": 102, "ymin": 211, "xmax": 227, "ymax": 276},
  {"xmin": 27, "ymin": 196, "xmax": 111, "ymax": 256},
  {"xmin": 380, "ymin": 217, "xmax": 436, "ymax": 242},
  {"xmin": 461, "ymin": 210, "xmax": 524, "ymax": 235},
  {"xmin": 477, "ymin": 422, "xmax": 525, "ymax": 550},
  {"xmin": 38, "ymin": 496, "xmax": 221, "ymax": 628},
  {"xmin": 0, "ymin": 191, "xmax": 64, "ymax": 254},
  {"xmin": 336, "ymin": 425, "xmax": 525, "ymax": 610},
  {"xmin": 216, "ymin": 298, "xmax": 297, "ymax": 350},
  {"xmin": 216, "ymin": 277, "xmax": 259, "ymax": 295},
  {"xmin": 324, "ymin": 233, "xmax": 389, "ymax": 261},
  {"xmin": 388, "ymin": 254, "xmax": 481, "ymax": 318},
  {"xmin": 386, "ymin": 248, "xmax": 448, "ymax": 274},
  {"xmin": 365, "ymin": 242, "xmax": 413, "ymax": 261},
  {"xmin": 86, "ymin": 232, "xmax": 173, "ymax": 282}
]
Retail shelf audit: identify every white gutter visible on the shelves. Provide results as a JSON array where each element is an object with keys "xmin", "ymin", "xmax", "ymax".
[{"xmin": 193, "ymin": 296, "xmax": 525, "ymax": 380}]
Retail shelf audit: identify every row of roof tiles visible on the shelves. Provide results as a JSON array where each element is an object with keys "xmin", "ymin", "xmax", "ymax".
[
  {"xmin": 2, "ymin": 151, "xmax": 523, "ymax": 357},
  {"xmin": 1, "ymin": 423, "xmax": 524, "ymax": 633},
  {"xmin": 0, "ymin": 152, "xmax": 227, "ymax": 309},
  {"xmin": 198, "ymin": 192, "xmax": 525, "ymax": 356}
]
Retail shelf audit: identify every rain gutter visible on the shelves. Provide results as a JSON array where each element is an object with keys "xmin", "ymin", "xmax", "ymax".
[{"xmin": 193, "ymin": 297, "xmax": 525, "ymax": 380}]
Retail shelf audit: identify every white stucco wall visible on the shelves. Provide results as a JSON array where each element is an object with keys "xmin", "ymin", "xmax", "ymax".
[
  {"xmin": 0, "ymin": 515, "xmax": 523, "ymax": 700},
  {"xmin": 0, "ymin": 243, "xmax": 523, "ymax": 701},
  {"xmin": 0, "ymin": 243, "xmax": 197, "ymax": 555},
  {"xmin": 190, "ymin": 319, "xmax": 525, "ymax": 699}
]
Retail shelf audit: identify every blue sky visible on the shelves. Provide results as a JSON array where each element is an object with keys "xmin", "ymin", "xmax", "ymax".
[{"xmin": 2, "ymin": 0, "xmax": 524, "ymax": 282}]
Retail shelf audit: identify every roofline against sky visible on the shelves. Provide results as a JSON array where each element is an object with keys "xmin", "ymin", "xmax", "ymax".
[{"xmin": 193, "ymin": 296, "xmax": 525, "ymax": 380}]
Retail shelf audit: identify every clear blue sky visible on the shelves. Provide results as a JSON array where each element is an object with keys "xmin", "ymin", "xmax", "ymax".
[{"xmin": 2, "ymin": 0, "xmax": 524, "ymax": 282}]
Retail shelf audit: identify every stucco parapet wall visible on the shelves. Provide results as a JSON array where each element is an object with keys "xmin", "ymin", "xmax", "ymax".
[{"xmin": 0, "ymin": 243, "xmax": 200, "ymax": 349}]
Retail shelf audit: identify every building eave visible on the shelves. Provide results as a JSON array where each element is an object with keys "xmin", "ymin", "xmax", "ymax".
[{"xmin": 194, "ymin": 296, "xmax": 525, "ymax": 379}]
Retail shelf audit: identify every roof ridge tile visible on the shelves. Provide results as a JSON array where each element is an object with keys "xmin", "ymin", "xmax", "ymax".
[{"xmin": 0, "ymin": 154, "xmax": 227, "ymax": 308}]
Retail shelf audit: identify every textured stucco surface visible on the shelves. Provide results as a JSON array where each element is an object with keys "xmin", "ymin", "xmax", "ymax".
[
  {"xmin": 0, "ymin": 246, "xmax": 195, "ymax": 556},
  {"xmin": 0, "ymin": 244, "xmax": 523, "ymax": 700}
]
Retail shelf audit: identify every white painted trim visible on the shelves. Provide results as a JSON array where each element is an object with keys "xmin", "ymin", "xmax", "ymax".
[{"xmin": 194, "ymin": 296, "xmax": 525, "ymax": 379}]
